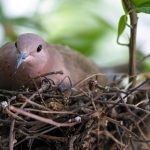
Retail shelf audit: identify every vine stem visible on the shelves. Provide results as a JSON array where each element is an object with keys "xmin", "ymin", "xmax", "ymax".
[{"xmin": 123, "ymin": 0, "xmax": 138, "ymax": 82}]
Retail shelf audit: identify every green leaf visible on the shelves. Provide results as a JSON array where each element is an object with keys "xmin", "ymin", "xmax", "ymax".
[
  {"xmin": 121, "ymin": 0, "xmax": 127, "ymax": 14},
  {"xmin": 133, "ymin": 2, "xmax": 150, "ymax": 14},
  {"xmin": 131, "ymin": 0, "xmax": 150, "ymax": 7},
  {"xmin": 135, "ymin": 6, "xmax": 150, "ymax": 13},
  {"xmin": 131, "ymin": 0, "xmax": 150, "ymax": 14},
  {"xmin": 117, "ymin": 15, "xmax": 127, "ymax": 42}
]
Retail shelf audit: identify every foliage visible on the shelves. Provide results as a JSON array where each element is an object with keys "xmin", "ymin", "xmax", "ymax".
[
  {"xmin": 0, "ymin": 0, "xmax": 112, "ymax": 56},
  {"xmin": 117, "ymin": 14, "xmax": 127, "ymax": 43},
  {"xmin": 0, "ymin": 1, "xmax": 44, "ymax": 41},
  {"xmin": 117, "ymin": 0, "xmax": 150, "ymax": 72},
  {"xmin": 39, "ymin": 0, "xmax": 112, "ymax": 55},
  {"xmin": 0, "ymin": 0, "xmax": 149, "ymax": 70},
  {"xmin": 118, "ymin": 0, "xmax": 150, "ymax": 42}
]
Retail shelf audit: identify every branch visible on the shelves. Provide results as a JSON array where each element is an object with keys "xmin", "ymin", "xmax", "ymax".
[{"xmin": 123, "ymin": 0, "xmax": 138, "ymax": 82}]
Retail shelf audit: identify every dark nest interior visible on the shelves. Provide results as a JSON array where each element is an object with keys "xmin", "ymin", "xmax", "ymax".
[{"xmin": 0, "ymin": 73, "xmax": 150, "ymax": 150}]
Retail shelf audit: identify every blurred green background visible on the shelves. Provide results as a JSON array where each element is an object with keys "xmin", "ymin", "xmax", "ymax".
[{"xmin": 0, "ymin": 0, "xmax": 150, "ymax": 71}]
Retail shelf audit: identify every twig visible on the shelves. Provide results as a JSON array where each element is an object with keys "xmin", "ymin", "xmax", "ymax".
[
  {"xmin": 9, "ymin": 106, "xmax": 78, "ymax": 127},
  {"xmin": 69, "ymin": 135, "xmax": 80, "ymax": 150},
  {"xmin": 41, "ymin": 134, "xmax": 67, "ymax": 143},
  {"xmin": 104, "ymin": 130, "xmax": 125, "ymax": 147},
  {"xmin": 9, "ymin": 120, "xmax": 15, "ymax": 150}
]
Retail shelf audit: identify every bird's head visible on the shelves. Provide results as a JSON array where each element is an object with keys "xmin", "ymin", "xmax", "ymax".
[{"xmin": 15, "ymin": 33, "xmax": 48, "ymax": 69}]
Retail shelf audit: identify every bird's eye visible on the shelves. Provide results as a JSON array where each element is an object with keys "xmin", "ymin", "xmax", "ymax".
[
  {"xmin": 15, "ymin": 42, "xmax": 17, "ymax": 48},
  {"xmin": 37, "ymin": 45, "xmax": 42, "ymax": 52}
]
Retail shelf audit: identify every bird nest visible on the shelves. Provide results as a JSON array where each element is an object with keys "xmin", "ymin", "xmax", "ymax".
[{"xmin": 0, "ymin": 72, "xmax": 150, "ymax": 150}]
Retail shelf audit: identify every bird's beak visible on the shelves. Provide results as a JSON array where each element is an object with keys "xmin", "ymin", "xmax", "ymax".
[{"xmin": 16, "ymin": 52, "xmax": 28, "ymax": 69}]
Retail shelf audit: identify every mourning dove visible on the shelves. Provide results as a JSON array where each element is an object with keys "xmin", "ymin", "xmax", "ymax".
[{"xmin": 0, "ymin": 33, "xmax": 105, "ymax": 90}]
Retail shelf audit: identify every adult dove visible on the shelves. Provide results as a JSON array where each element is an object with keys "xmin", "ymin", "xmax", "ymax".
[{"xmin": 0, "ymin": 33, "xmax": 105, "ymax": 90}]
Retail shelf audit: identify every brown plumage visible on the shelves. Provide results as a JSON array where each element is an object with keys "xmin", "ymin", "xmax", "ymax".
[{"xmin": 0, "ymin": 33, "xmax": 106, "ymax": 90}]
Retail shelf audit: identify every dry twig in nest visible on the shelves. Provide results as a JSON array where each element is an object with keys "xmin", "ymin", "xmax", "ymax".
[{"xmin": 0, "ymin": 73, "xmax": 150, "ymax": 150}]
